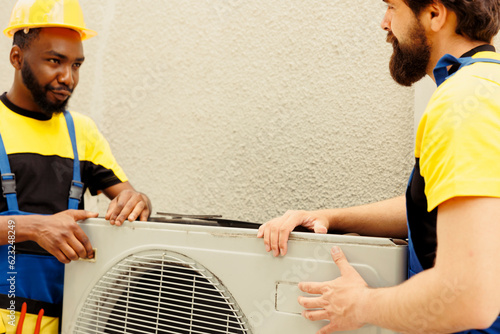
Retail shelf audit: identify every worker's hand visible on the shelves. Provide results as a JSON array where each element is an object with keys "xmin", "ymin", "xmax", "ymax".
[
  {"xmin": 34, "ymin": 210, "xmax": 98, "ymax": 264},
  {"xmin": 105, "ymin": 189, "xmax": 151, "ymax": 226},
  {"xmin": 298, "ymin": 246, "xmax": 368, "ymax": 333},
  {"xmin": 257, "ymin": 210, "xmax": 329, "ymax": 256}
]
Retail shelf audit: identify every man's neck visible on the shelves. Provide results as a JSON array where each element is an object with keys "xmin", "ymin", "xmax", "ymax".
[{"xmin": 426, "ymin": 37, "xmax": 489, "ymax": 81}]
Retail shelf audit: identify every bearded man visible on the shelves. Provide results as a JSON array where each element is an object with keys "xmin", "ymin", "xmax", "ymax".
[{"xmin": 258, "ymin": 0, "xmax": 500, "ymax": 332}]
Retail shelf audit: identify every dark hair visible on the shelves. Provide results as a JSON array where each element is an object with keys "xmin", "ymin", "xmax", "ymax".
[
  {"xmin": 403, "ymin": 0, "xmax": 500, "ymax": 43},
  {"xmin": 13, "ymin": 28, "xmax": 42, "ymax": 50}
]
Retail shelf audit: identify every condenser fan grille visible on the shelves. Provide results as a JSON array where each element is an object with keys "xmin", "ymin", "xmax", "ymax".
[{"xmin": 73, "ymin": 251, "xmax": 250, "ymax": 333}]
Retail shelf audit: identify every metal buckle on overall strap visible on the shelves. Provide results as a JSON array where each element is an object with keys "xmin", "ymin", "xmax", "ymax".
[
  {"xmin": 69, "ymin": 180, "xmax": 84, "ymax": 202},
  {"xmin": 1, "ymin": 173, "xmax": 16, "ymax": 197}
]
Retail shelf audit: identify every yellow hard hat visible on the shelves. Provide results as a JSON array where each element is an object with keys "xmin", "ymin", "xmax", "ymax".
[{"xmin": 3, "ymin": 0, "xmax": 97, "ymax": 40}]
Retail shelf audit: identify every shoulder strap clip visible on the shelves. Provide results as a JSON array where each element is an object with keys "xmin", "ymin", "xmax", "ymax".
[
  {"xmin": 1, "ymin": 173, "xmax": 17, "ymax": 197},
  {"xmin": 69, "ymin": 180, "xmax": 84, "ymax": 202}
]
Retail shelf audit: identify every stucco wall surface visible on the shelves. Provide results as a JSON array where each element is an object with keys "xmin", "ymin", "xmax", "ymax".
[{"xmin": 0, "ymin": 1, "xmax": 416, "ymax": 223}]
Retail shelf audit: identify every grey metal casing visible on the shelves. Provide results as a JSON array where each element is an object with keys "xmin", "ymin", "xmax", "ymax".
[{"xmin": 62, "ymin": 218, "xmax": 407, "ymax": 333}]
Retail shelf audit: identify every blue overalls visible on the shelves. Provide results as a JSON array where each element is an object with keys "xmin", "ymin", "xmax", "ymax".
[
  {"xmin": 0, "ymin": 111, "xmax": 84, "ymax": 331},
  {"xmin": 407, "ymin": 54, "xmax": 500, "ymax": 333}
]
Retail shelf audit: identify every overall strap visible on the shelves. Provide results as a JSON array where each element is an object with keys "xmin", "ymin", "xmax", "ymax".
[
  {"xmin": 405, "ymin": 168, "xmax": 424, "ymax": 278},
  {"xmin": 64, "ymin": 111, "xmax": 84, "ymax": 210},
  {"xmin": 434, "ymin": 54, "xmax": 500, "ymax": 87},
  {"xmin": 0, "ymin": 133, "xmax": 19, "ymax": 211}
]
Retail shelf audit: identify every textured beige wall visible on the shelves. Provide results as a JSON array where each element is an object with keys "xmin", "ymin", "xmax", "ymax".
[{"xmin": 0, "ymin": 1, "xmax": 417, "ymax": 223}]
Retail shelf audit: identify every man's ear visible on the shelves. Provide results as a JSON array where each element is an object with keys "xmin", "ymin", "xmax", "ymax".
[
  {"xmin": 10, "ymin": 45, "xmax": 23, "ymax": 70},
  {"xmin": 420, "ymin": 1, "xmax": 448, "ymax": 33}
]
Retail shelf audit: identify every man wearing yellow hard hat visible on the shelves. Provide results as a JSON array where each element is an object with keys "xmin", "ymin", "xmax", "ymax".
[{"xmin": 0, "ymin": 0, "xmax": 152, "ymax": 332}]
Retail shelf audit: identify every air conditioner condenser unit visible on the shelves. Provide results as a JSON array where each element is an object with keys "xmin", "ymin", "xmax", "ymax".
[{"xmin": 62, "ymin": 218, "xmax": 407, "ymax": 333}]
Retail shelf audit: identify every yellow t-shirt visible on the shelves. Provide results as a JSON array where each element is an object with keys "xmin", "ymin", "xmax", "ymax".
[
  {"xmin": 415, "ymin": 51, "xmax": 500, "ymax": 211},
  {"xmin": 0, "ymin": 94, "xmax": 128, "ymax": 214}
]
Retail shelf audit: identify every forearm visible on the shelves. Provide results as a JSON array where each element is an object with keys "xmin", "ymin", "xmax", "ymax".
[
  {"xmin": 360, "ymin": 268, "xmax": 493, "ymax": 333},
  {"xmin": 318, "ymin": 195, "xmax": 407, "ymax": 238},
  {"xmin": 0, "ymin": 215, "xmax": 41, "ymax": 245}
]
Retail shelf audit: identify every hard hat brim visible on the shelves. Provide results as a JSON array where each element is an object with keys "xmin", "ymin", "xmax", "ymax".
[{"xmin": 3, "ymin": 23, "xmax": 97, "ymax": 41}]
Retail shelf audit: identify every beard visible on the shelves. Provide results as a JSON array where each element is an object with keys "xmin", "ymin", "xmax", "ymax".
[
  {"xmin": 21, "ymin": 61, "xmax": 72, "ymax": 117},
  {"xmin": 387, "ymin": 21, "xmax": 431, "ymax": 87}
]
